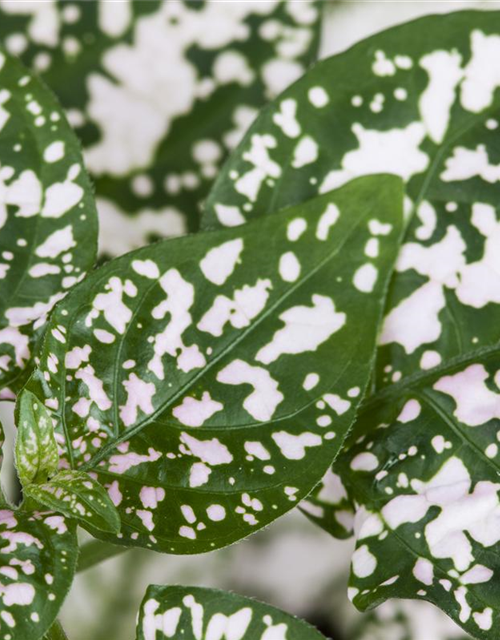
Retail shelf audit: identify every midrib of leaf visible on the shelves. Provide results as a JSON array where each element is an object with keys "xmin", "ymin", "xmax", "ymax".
[
  {"xmin": 418, "ymin": 389, "xmax": 500, "ymax": 476},
  {"xmin": 346, "ymin": 453, "xmax": 497, "ymax": 623},
  {"xmin": 362, "ymin": 342, "xmax": 500, "ymax": 413},
  {"xmin": 356, "ymin": 510, "xmax": 495, "ymax": 623},
  {"xmin": 79, "ymin": 207, "xmax": 373, "ymax": 472},
  {"xmin": 410, "ymin": 109, "xmax": 483, "ymax": 217}
]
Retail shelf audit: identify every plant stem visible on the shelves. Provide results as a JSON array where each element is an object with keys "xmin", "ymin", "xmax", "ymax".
[
  {"xmin": 44, "ymin": 620, "xmax": 68, "ymax": 640},
  {"xmin": 77, "ymin": 539, "xmax": 128, "ymax": 573}
]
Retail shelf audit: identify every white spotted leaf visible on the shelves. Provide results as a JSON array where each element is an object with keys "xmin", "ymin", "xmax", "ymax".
[
  {"xmin": 26, "ymin": 175, "xmax": 403, "ymax": 553},
  {"xmin": 202, "ymin": 10, "xmax": 500, "ymax": 388},
  {"xmin": 0, "ymin": 398, "xmax": 80, "ymax": 639},
  {"xmin": 201, "ymin": 12, "xmax": 500, "ymax": 634},
  {"xmin": 0, "ymin": 1, "xmax": 321, "ymax": 250},
  {"xmin": 24, "ymin": 470, "xmax": 121, "ymax": 535},
  {"xmin": 0, "ymin": 509, "xmax": 77, "ymax": 640},
  {"xmin": 334, "ymin": 360, "xmax": 500, "ymax": 639},
  {"xmin": 15, "ymin": 389, "xmax": 58, "ymax": 487},
  {"xmin": 136, "ymin": 585, "xmax": 326, "ymax": 640},
  {"xmin": 0, "ymin": 46, "xmax": 98, "ymax": 398}
]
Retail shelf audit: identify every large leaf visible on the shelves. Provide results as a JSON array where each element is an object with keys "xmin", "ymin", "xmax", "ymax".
[
  {"xmin": 135, "ymin": 585, "xmax": 326, "ymax": 640},
  {"xmin": 201, "ymin": 9, "xmax": 500, "ymax": 385},
  {"xmin": 25, "ymin": 175, "xmax": 403, "ymax": 553},
  {"xmin": 336, "ymin": 356, "xmax": 500, "ymax": 639},
  {"xmin": 0, "ymin": 45, "xmax": 98, "ymax": 398},
  {"xmin": 200, "ymin": 12, "xmax": 500, "ymax": 632},
  {"xmin": 0, "ymin": 422, "xmax": 78, "ymax": 640},
  {"xmin": 0, "ymin": 0, "xmax": 322, "ymax": 249}
]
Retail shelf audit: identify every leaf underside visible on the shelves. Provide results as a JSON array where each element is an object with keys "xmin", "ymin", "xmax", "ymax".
[
  {"xmin": 26, "ymin": 175, "xmax": 403, "ymax": 554},
  {"xmin": 200, "ymin": 10, "xmax": 500, "ymax": 638},
  {"xmin": 0, "ymin": 0, "xmax": 322, "ymax": 250},
  {"xmin": 0, "ymin": 45, "xmax": 97, "ymax": 398},
  {"xmin": 135, "ymin": 585, "xmax": 326, "ymax": 640}
]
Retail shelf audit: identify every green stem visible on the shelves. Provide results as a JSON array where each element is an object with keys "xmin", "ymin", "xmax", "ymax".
[
  {"xmin": 44, "ymin": 620, "xmax": 68, "ymax": 640},
  {"xmin": 77, "ymin": 539, "xmax": 128, "ymax": 573}
]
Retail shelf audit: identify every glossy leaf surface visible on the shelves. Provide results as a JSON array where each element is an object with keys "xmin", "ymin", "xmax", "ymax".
[
  {"xmin": 136, "ymin": 585, "xmax": 326, "ymax": 640},
  {"xmin": 15, "ymin": 389, "xmax": 58, "ymax": 486},
  {"xmin": 201, "ymin": 12, "xmax": 500, "ymax": 634},
  {"xmin": 26, "ymin": 175, "xmax": 403, "ymax": 553},
  {"xmin": 25, "ymin": 470, "xmax": 121, "ymax": 534}
]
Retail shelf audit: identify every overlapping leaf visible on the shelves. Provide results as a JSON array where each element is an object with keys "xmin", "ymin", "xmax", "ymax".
[
  {"xmin": 0, "ymin": 0, "xmax": 322, "ymax": 250},
  {"xmin": 0, "ymin": 422, "xmax": 78, "ymax": 640},
  {"xmin": 25, "ymin": 470, "xmax": 121, "ymax": 535},
  {"xmin": 136, "ymin": 585, "xmax": 326, "ymax": 640},
  {"xmin": 300, "ymin": 467, "xmax": 354, "ymax": 539},
  {"xmin": 15, "ymin": 389, "xmax": 59, "ymax": 486},
  {"xmin": 201, "ymin": 11, "xmax": 500, "ymax": 633},
  {"xmin": 335, "ymin": 359, "xmax": 500, "ymax": 638},
  {"xmin": 25, "ymin": 175, "xmax": 403, "ymax": 553},
  {"xmin": 202, "ymin": 9, "xmax": 500, "ymax": 387},
  {"xmin": 0, "ymin": 45, "xmax": 97, "ymax": 398}
]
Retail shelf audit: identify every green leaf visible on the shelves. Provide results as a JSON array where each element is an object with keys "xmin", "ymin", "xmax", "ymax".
[
  {"xmin": 15, "ymin": 389, "xmax": 58, "ymax": 486},
  {"xmin": 200, "ymin": 12, "xmax": 500, "ymax": 634},
  {"xmin": 44, "ymin": 620, "xmax": 69, "ymax": 640},
  {"xmin": 300, "ymin": 468, "xmax": 355, "ymax": 540},
  {"xmin": 0, "ymin": 508, "xmax": 77, "ymax": 640},
  {"xmin": 0, "ymin": 45, "xmax": 98, "ymax": 398},
  {"xmin": 135, "ymin": 585, "xmax": 326, "ymax": 640},
  {"xmin": 200, "ymin": 9, "xmax": 500, "ymax": 389},
  {"xmin": 336, "ymin": 357, "xmax": 500, "ymax": 640},
  {"xmin": 0, "ymin": 401, "xmax": 79, "ymax": 639},
  {"xmin": 24, "ymin": 469, "xmax": 121, "ymax": 534},
  {"xmin": 0, "ymin": 1, "xmax": 322, "ymax": 247},
  {"xmin": 25, "ymin": 175, "xmax": 404, "ymax": 553}
]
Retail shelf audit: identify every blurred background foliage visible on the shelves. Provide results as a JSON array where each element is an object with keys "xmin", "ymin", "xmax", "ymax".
[{"xmin": 0, "ymin": 1, "xmax": 492, "ymax": 638}]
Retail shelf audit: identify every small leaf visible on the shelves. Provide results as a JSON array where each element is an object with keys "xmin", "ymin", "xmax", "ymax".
[
  {"xmin": 0, "ymin": 509, "xmax": 77, "ymax": 640},
  {"xmin": 0, "ymin": 46, "xmax": 98, "ymax": 397},
  {"xmin": 26, "ymin": 175, "xmax": 404, "ymax": 553},
  {"xmin": 25, "ymin": 470, "xmax": 121, "ymax": 535},
  {"xmin": 0, "ymin": 1, "xmax": 322, "ymax": 248},
  {"xmin": 15, "ymin": 389, "xmax": 58, "ymax": 486},
  {"xmin": 136, "ymin": 585, "xmax": 326, "ymax": 640}
]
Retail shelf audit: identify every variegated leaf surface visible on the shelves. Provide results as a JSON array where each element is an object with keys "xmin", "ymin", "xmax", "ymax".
[
  {"xmin": 300, "ymin": 467, "xmax": 355, "ymax": 539},
  {"xmin": 202, "ymin": 9, "xmax": 500, "ymax": 387},
  {"xmin": 136, "ymin": 585, "xmax": 326, "ymax": 640},
  {"xmin": 0, "ymin": 422, "xmax": 78, "ymax": 640},
  {"xmin": 200, "ymin": 12, "xmax": 500, "ymax": 632},
  {"xmin": 25, "ymin": 175, "xmax": 403, "ymax": 553},
  {"xmin": 335, "ymin": 355, "xmax": 500, "ymax": 639},
  {"xmin": 0, "ymin": 0, "xmax": 321, "ymax": 251},
  {"xmin": 0, "ymin": 508, "xmax": 77, "ymax": 640},
  {"xmin": 15, "ymin": 389, "xmax": 58, "ymax": 487},
  {"xmin": 0, "ymin": 45, "xmax": 98, "ymax": 399},
  {"xmin": 24, "ymin": 470, "xmax": 121, "ymax": 535}
]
